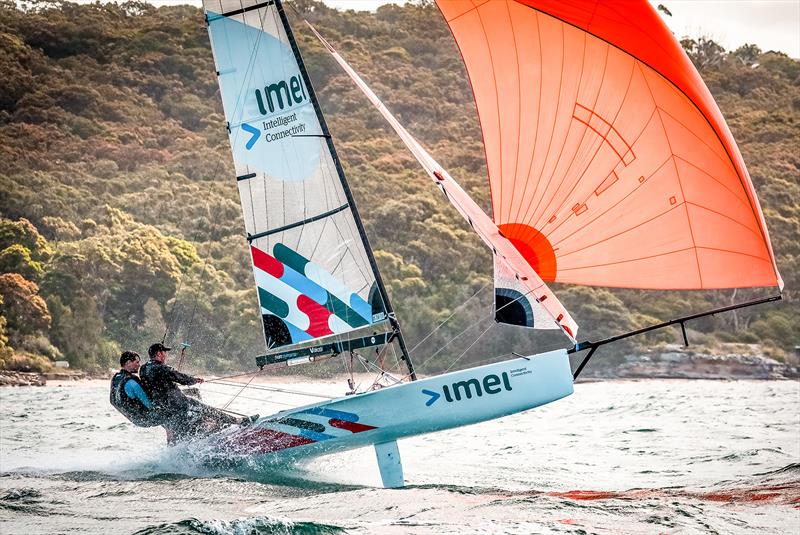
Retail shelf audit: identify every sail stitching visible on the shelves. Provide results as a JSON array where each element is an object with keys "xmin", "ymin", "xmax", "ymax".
[
  {"xmin": 522, "ymin": 30, "xmax": 597, "ymax": 237},
  {"xmin": 473, "ymin": 3, "xmax": 504, "ymax": 221},
  {"xmin": 506, "ymin": 2, "xmax": 527, "ymax": 234},
  {"xmin": 557, "ymin": 245, "xmax": 773, "ymax": 276},
  {"xmin": 549, "ymin": 148, "xmax": 670, "ymax": 251},
  {"xmin": 526, "ymin": 37, "xmax": 616, "ymax": 235},
  {"xmin": 516, "ymin": 12, "xmax": 570, "ymax": 231},
  {"xmin": 513, "ymin": 9, "xmax": 544, "ymax": 233},
  {"xmin": 555, "ymin": 193, "xmax": 686, "ymax": 261},
  {"xmin": 531, "ymin": 56, "xmax": 638, "ymax": 245}
]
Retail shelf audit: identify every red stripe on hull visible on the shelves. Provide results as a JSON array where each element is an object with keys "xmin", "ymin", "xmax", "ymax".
[
  {"xmin": 222, "ymin": 427, "xmax": 314, "ymax": 455},
  {"xmin": 328, "ymin": 418, "xmax": 376, "ymax": 434},
  {"xmin": 251, "ymin": 246, "xmax": 284, "ymax": 278}
]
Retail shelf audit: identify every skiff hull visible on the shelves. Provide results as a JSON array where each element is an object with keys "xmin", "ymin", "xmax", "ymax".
[{"xmin": 200, "ymin": 349, "xmax": 574, "ymax": 486}]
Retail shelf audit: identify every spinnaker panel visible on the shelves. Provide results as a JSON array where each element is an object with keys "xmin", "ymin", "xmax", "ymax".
[
  {"xmin": 204, "ymin": 0, "xmax": 393, "ymax": 353},
  {"xmin": 436, "ymin": 0, "xmax": 782, "ymax": 291}
]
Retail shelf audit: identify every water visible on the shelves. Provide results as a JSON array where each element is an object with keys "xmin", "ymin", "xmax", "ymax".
[{"xmin": 1, "ymin": 378, "xmax": 798, "ymax": 534}]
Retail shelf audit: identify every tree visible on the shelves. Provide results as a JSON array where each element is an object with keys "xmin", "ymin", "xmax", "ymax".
[
  {"xmin": 732, "ymin": 43, "xmax": 761, "ymax": 66},
  {"xmin": 681, "ymin": 37, "xmax": 726, "ymax": 71},
  {"xmin": 0, "ymin": 243, "xmax": 44, "ymax": 280},
  {"xmin": 0, "ymin": 297, "xmax": 13, "ymax": 363},
  {"xmin": 0, "ymin": 218, "xmax": 51, "ymax": 266},
  {"xmin": 0, "ymin": 273, "xmax": 50, "ymax": 337}
]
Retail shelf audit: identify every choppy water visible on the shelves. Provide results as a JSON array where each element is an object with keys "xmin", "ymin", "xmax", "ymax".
[{"xmin": 1, "ymin": 378, "xmax": 798, "ymax": 534}]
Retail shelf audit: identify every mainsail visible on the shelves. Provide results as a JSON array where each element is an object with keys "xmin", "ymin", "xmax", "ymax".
[
  {"xmin": 435, "ymin": 0, "xmax": 783, "ymax": 297},
  {"xmin": 203, "ymin": 0, "xmax": 410, "ymax": 370}
]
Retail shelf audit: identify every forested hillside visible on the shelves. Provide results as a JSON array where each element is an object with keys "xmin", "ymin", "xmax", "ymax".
[{"xmin": 1, "ymin": 0, "xmax": 797, "ymax": 375}]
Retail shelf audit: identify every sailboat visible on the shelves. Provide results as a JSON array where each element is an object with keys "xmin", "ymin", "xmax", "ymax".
[{"xmin": 194, "ymin": 0, "xmax": 783, "ymax": 487}]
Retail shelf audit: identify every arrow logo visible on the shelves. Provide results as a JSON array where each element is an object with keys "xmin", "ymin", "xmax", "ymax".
[
  {"xmin": 422, "ymin": 389, "xmax": 440, "ymax": 407},
  {"xmin": 241, "ymin": 123, "xmax": 261, "ymax": 150}
]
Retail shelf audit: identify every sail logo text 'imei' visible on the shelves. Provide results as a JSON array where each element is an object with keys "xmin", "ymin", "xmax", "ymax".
[
  {"xmin": 255, "ymin": 75, "xmax": 308, "ymax": 115},
  {"xmin": 422, "ymin": 372, "xmax": 513, "ymax": 406}
]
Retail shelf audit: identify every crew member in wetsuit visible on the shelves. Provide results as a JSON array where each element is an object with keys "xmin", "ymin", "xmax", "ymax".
[
  {"xmin": 139, "ymin": 342, "xmax": 239, "ymax": 441},
  {"xmin": 109, "ymin": 351, "xmax": 161, "ymax": 427}
]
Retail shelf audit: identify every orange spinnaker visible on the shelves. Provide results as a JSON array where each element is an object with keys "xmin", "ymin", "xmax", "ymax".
[{"xmin": 436, "ymin": 0, "xmax": 782, "ymax": 290}]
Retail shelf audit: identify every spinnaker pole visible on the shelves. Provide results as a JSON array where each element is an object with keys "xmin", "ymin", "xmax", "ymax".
[{"xmin": 569, "ymin": 294, "xmax": 783, "ymax": 379}]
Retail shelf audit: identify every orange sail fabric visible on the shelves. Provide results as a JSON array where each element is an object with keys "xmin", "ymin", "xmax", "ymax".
[
  {"xmin": 436, "ymin": 0, "xmax": 782, "ymax": 290},
  {"xmin": 307, "ymin": 22, "xmax": 579, "ymax": 341}
]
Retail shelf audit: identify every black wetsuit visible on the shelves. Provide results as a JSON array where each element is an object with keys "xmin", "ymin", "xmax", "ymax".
[
  {"xmin": 109, "ymin": 370, "xmax": 161, "ymax": 427},
  {"xmin": 139, "ymin": 360, "xmax": 201, "ymax": 403},
  {"xmin": 139, "ymin": 360, "xmax": 236, "ymax": 439}
]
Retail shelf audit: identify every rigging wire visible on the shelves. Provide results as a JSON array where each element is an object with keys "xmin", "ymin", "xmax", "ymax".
[
  {"xmin": 199, "ymin": 385, "xmax": 300, "ymax": 407},
  {"xmin": 221, "ymin": 369, "xmax": 262, "ymax": 411},
  {"xmin": 212, "ymin": 380, "xmax": 336, "ymax": 399},
  {"xmin": 402, "ymin": 287, "xmax": 538, "ymax": 378},
  {"xmin": 406, "ymin": 281, "xmax": 490, "ymax": 356},
  {"xmin": 443, "ymin": 322, "xmax": 496, "ymax": 373},
  {"xmin": 205, "ymin": 371, "xmax": 272, "ymax": 383}
]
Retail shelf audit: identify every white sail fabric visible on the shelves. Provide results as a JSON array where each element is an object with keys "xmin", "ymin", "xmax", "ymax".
[
  {"xmin": 204, "ymin": 0, "xmax": 392, "ymax": 354},
  {"xmin": 306, "ymin": 22, "xmax": 578, "ymax": 342}
]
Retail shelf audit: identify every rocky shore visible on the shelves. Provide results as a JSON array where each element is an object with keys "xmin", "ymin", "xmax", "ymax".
[
  {"xmin": 582, "ymin": 344, "xmax": 800, "ymax": 380},
  {"xmin": 0, "ymin": 369, "xmax": 88, "ymax": 387},
  {"xmin": 1, "ymin": 344, "xmax": 797, "ymax": 386}
]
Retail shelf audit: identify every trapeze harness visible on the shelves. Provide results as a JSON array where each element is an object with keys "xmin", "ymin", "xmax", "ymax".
[{"xmin": 109, "ymin": 370, "xmax": 160, "ymax": 427}]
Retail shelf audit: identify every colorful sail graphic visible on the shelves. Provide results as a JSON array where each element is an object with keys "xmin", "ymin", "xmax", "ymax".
[
  {"xmin": 435, "ymin": 0, "xmax": 783, "ymax": 291},
  {"xmin": 306, "ymin": 22, "xmax": 578, "ymax": 341},
  {"xmin": 203, "ymin": 0, "xmax": 394, "ymax": 353}
]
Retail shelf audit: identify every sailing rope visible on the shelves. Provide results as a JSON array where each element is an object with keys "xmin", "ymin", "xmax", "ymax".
[
  {"xmin": 220, "ymin": 369, "xmax": 261, "ymax": 411},
  {"xmin": 204, "ymin": 371, "xmax": 264, "ymax": 383},
  {"xmin": 200, "ymin": 385, "xmax": 299, "ymax": 407},
  {"xmin": 161, "ymin": 203, "xmax": 217, "ymax": 360}
]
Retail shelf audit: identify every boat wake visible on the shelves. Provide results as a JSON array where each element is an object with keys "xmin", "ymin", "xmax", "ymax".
[
  {"xmin": 408, "ymin": 463, "xmax": 800, "ymax": 508},
  {"xmin": 130, "ymin": 516, "xmax": 345, "ymax": 535}
]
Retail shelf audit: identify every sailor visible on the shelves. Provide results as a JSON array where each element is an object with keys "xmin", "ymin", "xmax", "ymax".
[
  {"xmin": 139, "ymin": 342, "xmax": 240, "ymax": 440},
  {"xmin": 109, "ymin": 351, "xmax": 161, "ymax": 427}
]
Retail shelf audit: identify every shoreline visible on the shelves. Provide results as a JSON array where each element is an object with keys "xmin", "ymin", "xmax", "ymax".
[
  {"xmin": 1, "ymin": 367, "xmax": 797, "ymax": 388},
  {"xmin": 2, "ymin": 344, "xmax": 797, "ymax": 387}
]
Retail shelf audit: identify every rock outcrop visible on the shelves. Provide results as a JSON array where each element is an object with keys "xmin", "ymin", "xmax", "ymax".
[
  {"xmin": 584, "ymin": 344, "xmax": 799, "ymax": 380},
  {"xmin": 0, "ymin": 371, "xmax": 46, "ymax": 386}
]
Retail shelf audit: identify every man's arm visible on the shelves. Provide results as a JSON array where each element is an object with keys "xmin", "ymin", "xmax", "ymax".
[
  {"xmin": 164, "ymin": 365, "xmax": 202, "ymax": 386},
  {"xmin": 124, "ymin": 380, "xmax": 153, "ymax": 409}
]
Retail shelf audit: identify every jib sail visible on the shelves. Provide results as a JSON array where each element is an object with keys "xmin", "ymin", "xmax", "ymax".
[{"xmin": 203, "ymin": 0, "xmax": 404, "ymax": 365}]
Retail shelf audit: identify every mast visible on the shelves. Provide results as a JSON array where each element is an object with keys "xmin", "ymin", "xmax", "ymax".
[{"xmin": 274, "ymin": 0, "xmax": 416, "ymax": 380}]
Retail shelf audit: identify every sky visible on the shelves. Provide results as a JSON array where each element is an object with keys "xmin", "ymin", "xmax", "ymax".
[{"xmin": 72, "ymin": 0, "xmax": 800, "ymax": 58}]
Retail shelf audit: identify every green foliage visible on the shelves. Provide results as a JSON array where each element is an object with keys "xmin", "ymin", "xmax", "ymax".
[
  {"xmin": 0, "ymin": 218, "xmax": 51, "ymax": 265},
  {"xmin": 0, "ymin": 1, "xmax": 796, "ymax": 373},
  {"xmin": 0, "ymin": 273, "xmax": 50, "ymax": 336},
  {"xmin": 0, "ymin": 296, "xmax": 13, "ymax": 362},
  {"xmin": 0, "ymin": 351, "xmax": 53, "ymax": 373},
  {"xmin": 0, "ymin": 243, "xmax": 44, "ymax": 280}
]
